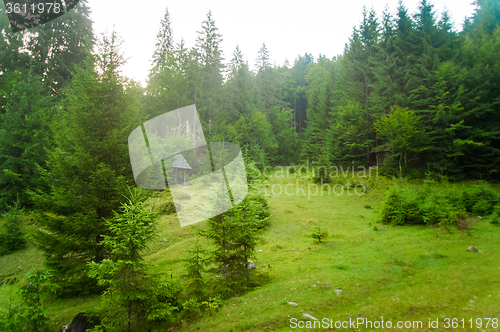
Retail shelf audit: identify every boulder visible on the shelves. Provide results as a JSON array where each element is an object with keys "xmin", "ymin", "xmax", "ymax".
[
  {"xmin": 302, "ymin": 313, "xmax": 318, "ymax": 320},
  {"xmin": 247, "ymin": 260, "xmax": 255, "ymax": 269},
  {"xmin": 66, "ymin": 312, "xmax": 97, "ymax": 332}
]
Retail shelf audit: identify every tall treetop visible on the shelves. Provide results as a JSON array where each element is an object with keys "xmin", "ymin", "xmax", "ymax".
[{"xmin": 152, "ymin": 7, "xmax": 174, "ymax": 69}]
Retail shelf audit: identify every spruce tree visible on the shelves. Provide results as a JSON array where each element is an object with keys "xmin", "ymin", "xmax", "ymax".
[
  {"xmin": 195, "ymin": 10, "xmax": 224, "ymax": 126},
  {"xmin": 152, "ymin": 7, "xmax": 174, "ymax": 71},
  {"xmin": 88, "ymin": 188, "xmax": 178, "ymax": 331},
  {"xmin": 31, "ymin": 31, "xmax": 141, "ymax": 296},
  {"xmin": 26, "ymin": 0, "xmax": 94, "ymax": 95},
  {"xmin": 0, "ymin": 69, "xmax": 54, "ymax": 210},
  {"xmin": 223, "ymin": 46, "xmax": 256, "ymax": 121}
]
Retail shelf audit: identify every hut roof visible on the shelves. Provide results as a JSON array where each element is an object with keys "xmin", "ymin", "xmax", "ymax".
[{"xmin": 172, "ymin": 154, "xmax": 192, "ymax": 170}]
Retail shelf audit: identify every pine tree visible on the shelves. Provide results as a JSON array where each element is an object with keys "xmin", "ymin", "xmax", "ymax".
[
  {"xmin": 255, "ymin": 43, "xmax": 276, "ymax": 115},
  {"xmin": 31, "ymin": 31, "xmax": 140, "ymax": 296},
  {"xmin": 223, "ymin": 46, "xmax": 256, "ymax": 121},
  {"xmin": 88, "ymin": 188, "xmax": 178, "ymax": 331},
  {"xmin": 200, "ymin": 192, "xmax": 269, "ymax": 295},
  {"xmin": 0, "ymin": 69, "xmax": 54, "ymax": 210},
  {"xmin": 195, "ymin": 10, "xmax": 224, "ymax": 126},
  {"xmin": 26, "ymin": 0, "xmax": 94, "ymax": 95},
  {"xmin": 183, "ymin": 235, "xmax": 208, "ymax": 302},
  {"xmin": 152, "ymin": 7, "xmax": 174, "ymax": 71},
  {"xmin": 302, "ymin": 57, "xmax": 336, "ymax": 161}
]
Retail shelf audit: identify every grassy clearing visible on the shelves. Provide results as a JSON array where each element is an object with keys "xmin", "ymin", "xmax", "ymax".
[{"xmin": 1, "ymin": 171, "xmax": 499, "ymax": 331}]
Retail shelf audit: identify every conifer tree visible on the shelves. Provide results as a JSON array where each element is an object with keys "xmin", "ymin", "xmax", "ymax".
[
  {"xmin": 0, "ymin": 69, "xmax": 54, "ymax": 209},
  {"xmin": 88, "ymin": 188, "xmax": 178, "ymax": 331},
  {"xmin": 152, "ymin": 7, "xmax": 174, "ymax": 71},
  {"xmin": 224, "ymin": 46, "xmax": 256, "ymax": 121},
  {"xmin": 195, "ymin": 10, "xmax": 224, "ymax": 126},
  {"xmin": 31, "ymin": 31, "xmax": 141, "ymax": 296},
  {"xmin": 26, "ymin": 0, "xmax": 94, "ymax": 95}
]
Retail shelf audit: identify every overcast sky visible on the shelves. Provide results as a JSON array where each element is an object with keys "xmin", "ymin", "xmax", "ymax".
[{"xmin": 86, "ymin": 0, "xmax": 476, "ymax": 86}]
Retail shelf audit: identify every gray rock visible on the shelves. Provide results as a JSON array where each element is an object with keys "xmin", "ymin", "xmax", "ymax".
[
  {"xmin": 247, "ymin": 260, "xmax": 255, "ymax": 269},
  {"xmin": 287, "ymin": 301, "xmax": 298, "ymax": 306},
  {"xmin": 302, "ymin": 313, "xmax": 318, "ymax": 320},
  {"xmin": 468, "ymin": 246, "xmax": 478, "ymax": 252},
  {"xmin": 335, "ymin": 288, "xmax": 342, "ymax": 295}
]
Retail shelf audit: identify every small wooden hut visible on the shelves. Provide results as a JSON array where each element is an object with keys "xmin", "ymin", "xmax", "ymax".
[{"xmin": 172, "ymin": 154, "xmax": 192, "ymax": 184}]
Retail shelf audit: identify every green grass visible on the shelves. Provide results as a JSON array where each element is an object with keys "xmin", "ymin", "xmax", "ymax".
[{"xmin": 1, "ymin": 172, "xmax": 499, "ymax": 331}]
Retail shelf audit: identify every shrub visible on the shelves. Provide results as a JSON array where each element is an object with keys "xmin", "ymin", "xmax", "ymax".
[
  {"xmin": 0, "ymin": 208, "xmax": 26, "ymax": 256},
  {"xmin": 379, "ymin": 186, "xmax": 423, "ymax": 225},
  {"xmin": 489, "ymin": 204, "xmax": 500, "ymax": 225},
  {"xmin": 158, "ymin": 201, "xmax": 177, "ymax": 215},
  {"xmin": 420, "ymin": 188, "xmax": 452, "ymax": 225},
  {"xmin": 311, "ymin": 221, "xmax": 328, "ymax": 243},
  {"xmin": 244, "ymin": 195, "xmax": 270, "ymax": 229},
  {"xmin": 462, "ymin": 184, "xmax": 498, "ymax": 215}
]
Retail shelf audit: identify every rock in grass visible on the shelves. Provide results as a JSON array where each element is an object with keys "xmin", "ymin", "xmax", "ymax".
[
  {"xmin": 247, "ymin": 260, "xmax": 255, "ymax": 269},
  {"xmin": 468, "ymin": 246, "xmax": 478, "ymax": 252},
  {"xmin": 287, "ymin": 302, "xmax": 298, "ymax": 306},
  {"xmin": 302, "ymin": 313, "xmax": 318, "ymax": 320},
  {"xmin": 335, "ymin": 288, "xmax": 342, "ymax": 295}
]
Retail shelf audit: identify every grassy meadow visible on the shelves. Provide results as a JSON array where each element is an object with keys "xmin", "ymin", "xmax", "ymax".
[{"xmin": 1, "ymin": 169, "xmax": 499, "ymax": 331}]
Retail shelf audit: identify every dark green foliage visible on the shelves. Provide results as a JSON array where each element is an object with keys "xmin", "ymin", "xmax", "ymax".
[
  {"xmin": 380, "ymin": 186, "xmax": 424, "ymax": 225},
  {"xmin": 0, "ymin": 270, "xmax": 53, "ymax": 332},
  {"xmin": 380, "ymin": 181, "xmax": 498, "ymax": 226},
  {"xmin": 462, "ymin": 183, "xmax": 499, "ymax": 215},
  {"xmin": 31, "ymin": 31, "xmax": 141, "ymax": 296},
  {"xmin": 88, "ymin": 188, "xmax": 179, "ymax": 332},
  {"xmin": 243, "ymin": 194, "xmax": 271, "ymax": 229},
  {"xmin": 159, "ymin": 200, "xmax": 177, "ymax": 215},
  {"xmin": 0, "ymin": 70, "xmax": 54, "ymax": 210},
  {"xmin": 311, "ymin": 220, "xmax": 328, "ymax": 243},
  {"xmin": 182, "ymin": 236, "xmax": 209, "ymax": 303},
  {"xmin": 199, "ymin": 194, "xmax": 270, "ymax": 297},
  {"xmin": 489, "ymin": 204, "xmax": 500, "ymax": 225},
  {"xmin": 0, "ymin": 201, "xmax": 26, "ymax": 255}
]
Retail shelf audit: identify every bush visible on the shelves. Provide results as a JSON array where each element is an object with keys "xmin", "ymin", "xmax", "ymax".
[
  {"xmin": 244, "ymin": 195, "xmax": 270, "ymax": 229},
  {"xmin": 462, "ymin": 184, "xmax": 499, "ymax": 215},
  {"xmin": 379, "ymin": 182, "xmax": 498, "ymax": 226},
  {"xmin": 158, "ymin": 201, "xmax": 177, "ymax": 215},
  {"xmin": 379, "ymin": 186, "xmax": 423, "ymax": 225},
  {"xmin": 490, "ymin": 204, "xmax": 500, "ymax": 225},
  {"xmin": 311, "ymin": 221, "xmax": 328, "ymax": 243},
  {"xmin": 0, "ymin": 207, "xmax": 26, "ymax": 256}
]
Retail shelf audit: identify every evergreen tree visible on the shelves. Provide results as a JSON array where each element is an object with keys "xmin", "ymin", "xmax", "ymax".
[
  {"xmin": 0, "ymin": 69, "xmax": 54, "ymax": 209},
  {"xmin": 152, "ymin": 7, "xmax": 174, "ymax": 71},
  {"xmin": 223, "ymin": 46, "xmax": 256, "ymax": 122},
  {"xmin": 302, "ymin": 57, "xmax": 336, "ymax": 161},
  {"xmin": 88, "ymin": 188, "xmax": 178, "ymax": 332},
  {"xmin": 255, "ymin": 43, "xmax": 276, "ymax": 115},
  {"xmin": 200, "ymin": 194, "xmax": 269, "ymax": 296},
  {"xmin": 195, "ymin": 10, "xmax": 224, "ymax": 127},
  {"xmin": 26, "ymin": 0, "xmax": 94, "ymax": 95},
  {"xmin": 31, "ymin": 31, "xmax": 141, "ymax": 296}
]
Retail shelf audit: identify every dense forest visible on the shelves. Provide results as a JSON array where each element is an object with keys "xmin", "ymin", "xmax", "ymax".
[{"xmin": 1, "ymin": 0, "xmax": 500, "ymax": 330}]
